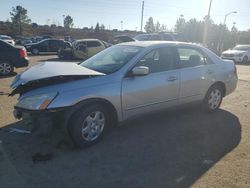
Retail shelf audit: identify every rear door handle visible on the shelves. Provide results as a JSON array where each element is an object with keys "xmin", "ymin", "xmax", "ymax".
[{"xmin": 167, "ymin": 76, "xmax": 178, "ymax": 82}]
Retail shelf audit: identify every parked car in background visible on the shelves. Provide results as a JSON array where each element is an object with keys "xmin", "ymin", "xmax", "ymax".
[
  {"xmin": 15, "ymin": 37, "xmax": 32, "ymax": 46},
  {"xmin": 25, "ymin": 39, "xmax": 66, "ymax": 55},
  {"xmin": 58, "ymin": 39, "xmax": 107, "ymax": 59},
  {"xmin": 134, "ymin": 32, "xmax": 185, "ymax": 42},
  {"xmin": 0, "ymin": 40, "xmax": 28, "ymax": 76},
  {"xmin": 221, "ymin": 45, "xmax": 250, "ymax": 63},
  {"xmin": 112, "ymin": 35, "xmax": 135, "ymax": 44},
  {"xmin": 10, "ymin": 41, "xmax": 237, "ymax": 147},
  {"xmin": 0, "ymin": 35, "xmax": 15, "ymax": 45}
]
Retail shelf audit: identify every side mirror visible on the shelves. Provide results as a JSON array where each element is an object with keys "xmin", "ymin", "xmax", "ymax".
[{"xmin": 131, "ymin": 66, "xmax": 149, "ymax": 76}]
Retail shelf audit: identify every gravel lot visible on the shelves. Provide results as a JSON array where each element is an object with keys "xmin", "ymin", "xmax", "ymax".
[{"xmin": 0, "ymin": 55, "xmax": 250, "ymax": 188}]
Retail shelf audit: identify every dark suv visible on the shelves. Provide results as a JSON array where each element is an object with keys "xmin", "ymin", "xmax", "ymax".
[
  {"xmin": 25, "ymin": 39, "xmax": 66, "ymax": 55},
  {"xmin": 0, "ymin": 40, "xmax": 28, "ymax": 76},
  {"xmin": 134, "ymin": 32, "xmax": 184, "ymax": 42}
]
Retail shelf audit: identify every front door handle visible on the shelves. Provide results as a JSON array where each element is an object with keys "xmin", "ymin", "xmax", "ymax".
[
  {"xmin": 167, "ymin": 76, "xmax": 178, "ymax": 82},
  {"xmin": 206, "ymin": 70, "xmax": 214, "ymax": 74}
]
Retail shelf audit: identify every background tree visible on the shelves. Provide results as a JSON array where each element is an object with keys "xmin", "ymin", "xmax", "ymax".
[
  {"xmin": 10, "ymin": 5, "xmax": 31, "ymax": 35},
  {"xmin": 144, "ymin": 17, "xmax": 155, "ymax": 33},
  {"xmin": 174, "ymin": 15, "xmax": 185, "ymax": 33},
  {"xmin": 155, "ymin": 21, "xmax": 161, "ymax": 32},
  {"xmin": 95, "ymin": 22, "xmax": 100, "ymax": 32},
  {"xmin": 63, "ymin": 15, "xmax": 73, "ymax": 28},
  {"xmin": 100, "ymin": 24, "xmax": 105, "ymax": 31}
]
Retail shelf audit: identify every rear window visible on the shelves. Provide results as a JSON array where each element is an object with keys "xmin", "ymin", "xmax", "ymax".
[
  {"xmin": 87, "ymin": 41, "xmax": 102, "ymax": 47},
  {"xmin": 0, "ymin": 40, "xmax": 13, "ymax": 50},
  {"xmin": 134, "ymin": 34, "xmax": 151, "ymax": 41}
]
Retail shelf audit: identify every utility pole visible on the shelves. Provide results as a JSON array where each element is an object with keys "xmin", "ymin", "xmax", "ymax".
[
  {"xmin": 218, "ymin": 11, "xmax": 237, "ymax": 53},
  {"xmin": 140, "ymin": 1, "xmax": 144, "ymax": 32},
  {"xmin": 202, "ymin": 0, "xmax": 212, "ymax": 45},
  {"xmin": 120, "ymin": 21, "xmax": 123, "ymax": 31}
]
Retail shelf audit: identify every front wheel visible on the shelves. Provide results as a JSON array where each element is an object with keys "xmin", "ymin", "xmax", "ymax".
[
  {"xmin": 203, "ymin": 85, "xmax": 223, "ymax": 112},
  {"xmin": 69, "ymin": 104, "xmax": 108, "ymax": 148},
  {"xmin": 32, "ymin": 48, "xmax": 39, "ymax": 55},
  {"xmin": 242, "ymin": 56, "xmax": 248, "ymax": 64}
]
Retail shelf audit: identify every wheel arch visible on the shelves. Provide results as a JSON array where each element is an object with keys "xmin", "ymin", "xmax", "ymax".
[
  {"xmin": 208, "ymin": 81, "xmax": 226, "ymax": 97},
  {"xmin": 63, "ymin": 97, "xmax": 118, "ymax": 131}
]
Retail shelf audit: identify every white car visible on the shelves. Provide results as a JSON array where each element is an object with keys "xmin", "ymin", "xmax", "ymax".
[
  {"xmin": 221, "ymin": 45, "xmax": 250, "ymax": 63},
  {"xmin": 0, "ymin": 35, "xmax": 15, "ymax": 46}
]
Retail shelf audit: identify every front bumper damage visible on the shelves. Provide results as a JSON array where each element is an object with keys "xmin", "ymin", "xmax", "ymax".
[{"xmin": 13, "ymin": 107, "xmax": 67, "ymax": 137}]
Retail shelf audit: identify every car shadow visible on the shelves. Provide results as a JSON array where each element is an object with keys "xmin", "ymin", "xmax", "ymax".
[
  {"xmin": 0, "ymin": 108, "xmax": 241, "ymax": 188},
  {"xmin": 0, "ymin": 72, "xmax": 17, "ymax": 79},
  {"xmin": 236, "ymin": 61, "xmax": 250, "ymax": 66}
]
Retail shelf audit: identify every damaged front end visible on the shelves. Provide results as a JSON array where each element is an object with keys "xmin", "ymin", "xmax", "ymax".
[{"xmin": 9, "ymin": 61, "xmax": 105, "ymax": 137}]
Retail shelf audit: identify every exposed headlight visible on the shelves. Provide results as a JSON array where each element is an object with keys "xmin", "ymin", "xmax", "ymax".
[
  {"xmin": 16, "ymin": 92, "xmax": 58, "ymax": 110},
  {"xmin": 236, "ymin": 53, "xmax": 244, "ymax": 57}
]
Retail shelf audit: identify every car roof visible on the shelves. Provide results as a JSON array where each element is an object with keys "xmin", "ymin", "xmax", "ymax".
[
  {"xmin": 117, "ymin": 41, "xmax": 200, "ymax": 48},
  {"xmin": 76, "ymin": 39, "xmax": 101, "ymax": 42},
  {"xmin": 235, "ymin": 44, "xmax": 250, "ymax": 47}
]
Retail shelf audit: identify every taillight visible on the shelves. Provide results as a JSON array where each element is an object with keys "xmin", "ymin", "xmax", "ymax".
[{"xmin": 19, "ymin": 48, "xmax": 27, "ymax": 58}]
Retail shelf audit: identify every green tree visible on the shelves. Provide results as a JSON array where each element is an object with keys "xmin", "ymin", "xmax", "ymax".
[
  {"xmin": 155, "ymin": 21, "xmax": 161, "ymax": 32},
  {"xmin": 95, "ymin": 22, "xmax": 100, "ymax": 32},
  {"xmin": 144, "ymin": 17, "xmax": 155, "ymax": 33},
  {"xmin": 10, "ymin": 5, "xmax": 31, "ymax": 35},
  {"xmin": 174, "ymin": 15, "xmax": 185, "ymax": 33},
  {"xmin": 63, "ymin": 15, "xmax": 73, "ymax": 28},
  {"xmin": 100, "ymin": 24, "xmax": 105, "ymax": 31}
]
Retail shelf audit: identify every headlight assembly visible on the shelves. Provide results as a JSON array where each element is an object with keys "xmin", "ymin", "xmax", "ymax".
[{"xmin": 16, "ymin": 92, "xmax": 58, "ymax": 110}]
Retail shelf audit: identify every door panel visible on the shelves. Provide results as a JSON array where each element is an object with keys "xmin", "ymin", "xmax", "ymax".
[
  {"xmin": 177, "ymin": 47, "xmax": 214, "ymax": 104},
  {"xmin": 121, "ymin": 47, "xmax": 180, "ymax": 120},
  {"xmin": 73, "ymin": 42, "xmax": 87, "ymax": 58}
]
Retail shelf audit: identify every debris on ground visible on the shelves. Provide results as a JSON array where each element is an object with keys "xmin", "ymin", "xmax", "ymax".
[
  {"xmin": 9, "ymin": 128, "xmax": 31, "ymax": 134},
  {"xmin": 203, "ymin": 159, "xmax": 214, "ymax": 165}
]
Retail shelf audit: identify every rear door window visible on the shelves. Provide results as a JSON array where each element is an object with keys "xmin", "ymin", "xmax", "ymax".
[
  {"xmin": 177, "ymin": 48, "xmax": 206, "ymax": 68},
  {"xmin": 87, "ymin": 41, "xmax": 102, "ymax": 47}
]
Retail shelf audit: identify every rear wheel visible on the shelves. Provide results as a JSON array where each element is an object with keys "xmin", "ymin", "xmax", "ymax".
[
  {"xmin": 203, "ymin": 85, "xmax": 223, "ymax": 112},
  {"xmin": 69, "ymin": 104, "xmax": 108, "ymax": 148},
  {"xmin": 0, "ymin": 62, "xmax": 13, "ymax": 76},
  {"xmin": 32, "ymin": 48, "xmax": 39, "ymax": 55}
]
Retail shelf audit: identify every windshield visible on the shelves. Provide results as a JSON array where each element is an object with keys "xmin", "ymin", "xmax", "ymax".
[
  {"xmin": 80, "ymin": 45, "xmax": 142, "ymax": 74},
  {"xmin": 0, "ymin": 36, "xmax": 12, "ymax": 40},
  {"xmin": 233, "ymin": 45, "xmax": 250, "ymax": 51}
]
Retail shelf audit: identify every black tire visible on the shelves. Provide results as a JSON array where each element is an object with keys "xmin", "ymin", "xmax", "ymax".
[
  {"xmin": 0, "ymin": 61, "xmax": 14, "ymax": 76},
  {"xmin": 202, "ymin": 85, "xmax": 223, "ymax": 113},
  {"xmin": 242, "ymin": 56, "xmax": 248, "ymax": 64},
  {"xmin": 32, "ymin": 48, "xmax": 39, "ymax": 55},
  {"xmin": 57, "ymin": 49, "xmax": 64, "ymax": 59},
  {"xmin": 69, "ymin": 104, "xmax": 109, "ymax": 148}
]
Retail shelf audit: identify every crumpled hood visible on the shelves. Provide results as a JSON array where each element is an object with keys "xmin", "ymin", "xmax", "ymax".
[
  {"xmin": 10, "ymin": 61, "xmax": 105, "ymax": 89},
  {"xmin": 222, "ymin": 49, "xmax": 246, "ymax": 55}
]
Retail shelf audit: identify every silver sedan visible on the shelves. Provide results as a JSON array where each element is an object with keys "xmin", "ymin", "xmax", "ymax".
[{"xmin": 11, "ymin": 41, "xmax": 238, "ymax": 147}]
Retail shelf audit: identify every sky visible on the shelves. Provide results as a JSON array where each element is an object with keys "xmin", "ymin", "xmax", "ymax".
[{"xmin": 0, "ymin": 0, "xmax": 249, "ymax": 31}]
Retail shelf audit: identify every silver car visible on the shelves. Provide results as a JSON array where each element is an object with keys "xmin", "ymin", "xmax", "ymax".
[{"xmin": 10, "ymin": 41, "xmax": 238, "ymax": 147}]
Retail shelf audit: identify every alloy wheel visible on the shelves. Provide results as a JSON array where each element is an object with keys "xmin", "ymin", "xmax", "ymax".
[
  {"xmin": 81, "ymin": 111, "xmax": 105, "ymax": 141},
  {"xmin": 208, "ymin": 89, "xmax": 222, "ymax": 110}
]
